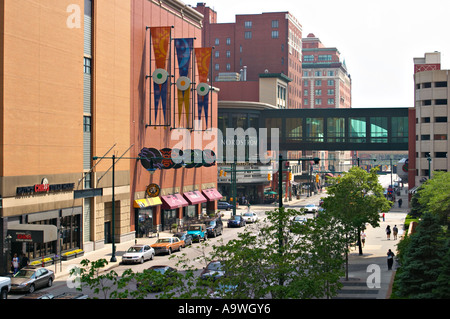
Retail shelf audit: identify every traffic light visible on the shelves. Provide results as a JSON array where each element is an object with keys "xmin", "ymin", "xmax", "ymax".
[
  {"xmin": 268, "ymin": 173, "xmax": 272, "ymax": 181},
  {"xmin": 316, "ymin": 174, "xmax": 320, "ymax": 183},
  {"xmin": 289, "ymin": 172, "xmax": 292, "ymax": 180},
  {"xmin": 219, "ymin": 170, "xmax": 223, "ymax": 176}
]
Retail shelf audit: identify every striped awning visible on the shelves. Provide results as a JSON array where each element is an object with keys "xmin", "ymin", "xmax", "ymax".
[
  {"xmin": 408, "ymin": 186, "xmax": 419, "ymax": 194},
  {"xmin": 133, "ymin": 197, "xmax": 162, "ymax": 208}
]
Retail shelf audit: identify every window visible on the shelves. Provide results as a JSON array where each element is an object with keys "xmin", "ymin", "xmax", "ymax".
[
  {"xmin": 245, "ymin": 21, "xmax": 252, "ymax": 28},
  {"xmin": 215, "ymin": 51, "xmax": 219, "ymax": 58},
  {"xmin": 215, "ymin": 38, "xmax": 220, "ymax": 45},
  {"xmin": 84, "ymin": 57, "xmax": 92, "ymax": 74},
  {"xmin": 271, "ymin": 30, "xmax": 279, "ymax": 39},
  {"xmin": 318, "ymin": 55, "xmax": 332, "ymax": 61},
  {"xmin": 435, "ymin": 99, "xmax": 448, "ymax": 105},
  {"xmin": 226, "ymin": 50, "xmax": 231, "ymax": 58},
  {"xmin": 315, "ymin": 89, "xmax": 322, "ymax": 95},
  {"xmin": 327, "ymin": 79, "xmax": 334, "ymax": 86},
  {"xmin": 303, "ymin": 55, "xmax": 314, "ymax": 62},
  {"xmin": 422, "ymin": 100, "xmax": 432, "ymax": 106},
  {"xmin": 83, "ymin": 116, "xmax": 91, "ymax": 132},
  {"xmin": 435, "ymin": 117, "xmax": 447, "ymax": 123},
  {"xmin": 422, "ymin": 82, "xmax": 432, "ymax": 88},
  {"xmin": 315, "ymin": 99, "xmax": 322, "ymax": 105},
  {"xmin": 327, "ymin": 89, "xmax": 334, "ymax": 95},
  {"xmin": 271, "ymin": 20, "xmax": 279, "ymax": 28},
  {"xmin": 303, "ymin": 80, "xmax": 309, "ymax": 86},
  {"xmin": 226, "ymin": 63, "xmax": 231, "ymax": 71},
  {"xmin": 315, "ymin": 71, "xmax": 321, "ymax": 76},
  {"xmin": 421, "ymin": 117, "xmax": 430, "ymax": 123},
  {"xmin": 244, "ymin": 31, "xmax": 252, "ymax": 39},
  {"xmin": 215, "ymin": 64, "xmax": 219, "ymax": 71},
  {"xmin": 421, "ymin": 135, "xmax": 430, "ymax": 140},
  {"xmin": 226, "ymin": 38, "xmax": 231, "ymax": 45},
  {"xmin": 434, "ymin": 134, "xmax": 447, "ymax": 140},
  {"xmin": 315, "ymin": 80, "xmax": 322, "ymax": 86},
  {"xmin": 435, "ymin": 152, "xmax": 447, "ymax": 158},
  {"xmin": 327, "ymin": 71, "xmax": 334, "ymax": 76},
  {"xmin": 304, "ymin": 99, "xmax": 308, "ymax": 106},
  {"xmin": 327, "ymin": 98, "xmax": 335, "ymax": 105},
  {"xmin": 304, "ymin": 89, "xmax": 308, "ymax": 96},
  {"xmin": 435, "ymin": 81, "xmax": 448, "ymax": 87}
]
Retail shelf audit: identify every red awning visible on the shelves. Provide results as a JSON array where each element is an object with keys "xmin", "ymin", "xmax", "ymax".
[
  {"xmin": 160, "ymin": 194, "xmax": 189, "ymax": 210},
  {"xmin": 202, "ymin": 188, "xmax": 223, "ymax": 201},
  {"xmin": 183, "ymin": 191, "xmax": 207, "ymax": 205}
]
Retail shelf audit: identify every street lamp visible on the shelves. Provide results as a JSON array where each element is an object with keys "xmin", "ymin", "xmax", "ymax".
[{"xmin": 426, "ymin": 155, "xmax": 432, "ymax": 180}]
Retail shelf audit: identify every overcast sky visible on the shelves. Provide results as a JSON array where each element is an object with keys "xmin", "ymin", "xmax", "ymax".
[{"xmin": 185, "ymin": 0, "xmax": 450, "ymax": 108}]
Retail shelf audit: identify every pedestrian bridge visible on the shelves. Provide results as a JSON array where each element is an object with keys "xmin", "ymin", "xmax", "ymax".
[{"xmin": 260, "ymin": 107, "xmax": 409, "ymax": 151}]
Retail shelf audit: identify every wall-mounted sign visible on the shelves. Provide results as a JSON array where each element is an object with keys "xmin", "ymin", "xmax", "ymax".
[
  {"xmin": 139, "ymin": 148, "xmax": 216, "ymax": 172},
  {"xmin": 16, "ymin": 178, "xmax": 75, "ymax": 196},
  {"xmin": 146, "ymin": 183, "xmax": 160, "ymax": 197}
]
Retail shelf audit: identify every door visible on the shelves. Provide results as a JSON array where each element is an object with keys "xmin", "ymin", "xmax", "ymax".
[{"xmin": 104, "ymin": 222, "xmax": 111, "ymax": 244}]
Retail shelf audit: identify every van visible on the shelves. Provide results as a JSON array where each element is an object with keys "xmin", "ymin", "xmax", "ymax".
[{"xmin": 204, "ymin": 217, "xmax": 223, "ymax": 237}]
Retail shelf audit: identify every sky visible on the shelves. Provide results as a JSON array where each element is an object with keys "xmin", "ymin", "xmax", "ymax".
[{"xmin": 185, "ymin": 0, "xmax": 450, "ymax": 108}]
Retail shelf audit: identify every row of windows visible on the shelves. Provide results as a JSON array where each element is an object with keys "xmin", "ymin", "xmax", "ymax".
[
  {"xmin": 416, "ymin": 81, "xmax": 448, "ymax": 89},
  {"xmin": 215, "ymin": 29, "xmax": 279, "ymax": 43},
  {"xmin": 304, "ymin": 70, "xmax": 335, "ymax": 77},
  {"xmin": 304, "ymin": 98, "xmax": 335, "ymax": 106},
  {"xmin": 416, "ymin": 134, "xmax": 448, "ymax": 141},
  {"xmin": 416, "ymin": 116, "xmax": 448, "ymax": 123},
  {"xmin": 304, "ymin": 79, "xmax": 335, "ymax": 86},
  {"xmin": 417, "ymin": 152, "xmax": 448, "ymax": 158},
  {"xmin": 304, "ymin": 89, "xmax": 335, "ymax": 96},
  {"xmin": 244, "ymin": 20, "xmax": 279, "ymax": 29},
  {"xmin": 420, "ymin": 99, "xmax": 448, "ymax": 106}
]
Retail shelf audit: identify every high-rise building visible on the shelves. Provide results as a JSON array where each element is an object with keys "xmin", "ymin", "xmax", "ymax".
[
  {"xmin": 410, "ymin": 52, "xmax": 449, "ymax": 192},
  {"xmin": 193, "ymin": 3, "xmax": 303, "ymax": 109}
]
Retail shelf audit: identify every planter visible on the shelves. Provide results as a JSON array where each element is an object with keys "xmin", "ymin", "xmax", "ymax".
[
  {"xmin": 62, "ymin": 254, "xmax": 76, "ymax": 261},
  {"xmin": 76, "ymin": 252, "xmax": 84, "ymax": 258}
]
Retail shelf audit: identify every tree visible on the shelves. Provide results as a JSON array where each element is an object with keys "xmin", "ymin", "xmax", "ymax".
[
  {"xmin": 433, "ymin": 234, "xmax": 450, "ymax": 298},
  {"xmin": 322, "ymin": 166, "xmax": 392, "ymax": 278},
  {"xmin": 395, "ymin": 213, "xmax": 445, "ymax": 298},
  {"xmin": 417, "ymin": 171, "xmax": 450, "ymax": 227}
]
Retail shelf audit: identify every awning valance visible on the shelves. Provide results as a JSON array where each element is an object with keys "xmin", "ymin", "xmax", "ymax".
[
  {"xmin": 161, "ymin": 194, "xmax": 189, "ymax": 210},
  {"xmin": 134, "ymin": 197, "xmax": 162, "ymax": 208},
  {"xmin": 183, "ymin": 191, "xmax": 207, "ymax": 205},
  {"xmin": 202, "ymin": 188, "xmax": 223, "ymax": 201},
  {"xmin": 7, "ymin": 224, "xmax": 58, "ymax": 243},
  {"xmin": 408, "ymin": 186, "xmax": 419, "ymax": 194}
]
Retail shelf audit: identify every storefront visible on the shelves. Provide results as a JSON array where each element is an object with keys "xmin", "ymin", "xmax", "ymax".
[{"xmin": 134, "ymin": 197, "xmax": 162, "ymax": 238}]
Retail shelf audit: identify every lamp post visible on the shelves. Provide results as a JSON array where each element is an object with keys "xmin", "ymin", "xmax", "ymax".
[{"xmin": 426, "ymin": 155, "xmax": 432, "ymax": 180}]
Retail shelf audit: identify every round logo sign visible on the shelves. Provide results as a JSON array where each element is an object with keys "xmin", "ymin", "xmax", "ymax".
[
  {"xmin": 152, "ymin": 68, "xmax": 168, "ymax": 85},
  {"xmin": 196, "ymin": 83, "xmax": 210, "ymax": 96},
  {"xmin": 146, "ymin": 183, "xmax": 160, "ymax": 197},
  {"xmin": 176, "ymin": 76, "xmax": 191, "ymax": 91}
]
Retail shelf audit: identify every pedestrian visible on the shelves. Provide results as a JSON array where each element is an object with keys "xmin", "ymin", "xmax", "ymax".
[
  {"xmin": 19, "ymin": 253, "xmax": 29, "ymax": 269},
  {"xmin": 386, "ymin": 225, "xmax": 391, "ymax": 240},
  {"xmin": 12, "ymin": 253, "xmax": 19, "ymax": 274},
  {"xmin": 393, "ymin": 225, "xmax": 398, "ymax": 240},
  {"xmin": 382, "ymin": 213, "xmax": 385, "ymax": 222},
  {"xmin": 361, "ymin": 230, "xmax": 366, "ymax": 247},
  {"xmin": 387, "ymin": 249, "xmax": 395, "ymax": 270},
  {"xmin": 398, "ymin": 198, "xmax": 403, "ymax": 208}
]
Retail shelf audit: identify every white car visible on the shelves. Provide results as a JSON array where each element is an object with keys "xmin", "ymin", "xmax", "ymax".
[
  {"xmin": 242, "ymin": 211, "xmax": 258, "ymax": 223},
  {"xmin": 0, "ymin": 276, "xmax": 11, "ymax": 299},
  {"xmin": 304, "ymin": 204, "xmax": 318, "ymax": 213},
  {"xmin": 121, "ymin": 244, "xmax": 155, "ymax": 264}
]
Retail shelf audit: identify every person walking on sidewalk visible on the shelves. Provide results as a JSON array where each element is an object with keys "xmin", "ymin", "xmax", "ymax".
[
  {"xmin": 387, "ymin": 249, "xmax": 395, "ymax": 270},
  {"xmin": 393, "ymin": 225, "xmax": 398, "ymax": 240},
  {"xmin": 361, "ymin": 230, "xmax": 366, "ymax": 247},
  {"xmin": 386, "ymin": 225, "xmax": 391, "ymax": 240},
  {"xmin": 398, "ymin": 198, "xmax": 402, "ymax": 208}
]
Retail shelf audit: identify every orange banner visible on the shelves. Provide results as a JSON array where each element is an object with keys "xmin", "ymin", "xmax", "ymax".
[
  {"xmin": 151, "ymin": 27, "xmax": 171, "ymax": 69},
  {"xmin": 195, "ymin": 48, "xmax": 212, "ymax": 83}
]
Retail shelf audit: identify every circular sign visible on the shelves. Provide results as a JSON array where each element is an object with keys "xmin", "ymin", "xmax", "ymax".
[
  {"xmin": 160, "ymin": 148, "xmax": 175, "ymax": 169},
  {"xmin": 146, "ymin": 183, "xmax": 160, "ymax": 197},
  {"xmin": 171, "ymin": 148, "xmax": 184, "ymax": 169},
  {"xmin": 152, "ymin": 68, "xmax": 168, "ymax": 85},
  {"xmin": 196, "ymin": 82, "xmax": 210, "ymax": 96},
  {"xmin": 202, "ymin": 149, "xmax": 216, "ymax": 167},
  {"xmin": 138, "ymin": 147, "xmax": 163, "ymax": 171},
  {"xmin": 176, "ymin": 76, "xmax": 191, "ymax": 91}
]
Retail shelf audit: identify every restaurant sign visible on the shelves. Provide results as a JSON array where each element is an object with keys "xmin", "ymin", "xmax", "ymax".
[{"xmin": 16, "ymin": 178, "xmax": 75, "ymax": 196}]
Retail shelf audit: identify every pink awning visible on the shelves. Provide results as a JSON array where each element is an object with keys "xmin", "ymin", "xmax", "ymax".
[
  {"xmin": 161, "ymin": 194, "xmax": 188, "ymax": 210},
  {"xmin": 202, "ymin": 188, "xmax": 223, "ymax": 201},
  {"xmin": 183, "ymin": 191, "xmax": 207, "ymax": 205}
]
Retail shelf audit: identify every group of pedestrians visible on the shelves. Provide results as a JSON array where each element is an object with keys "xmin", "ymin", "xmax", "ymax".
[
  {"xmin": 385, "ymin": 225, "xmax": 399, "ymax": 240},
  {"xmin": 11, "ymin": 253, "xmax": 29, "ymax": 275}
]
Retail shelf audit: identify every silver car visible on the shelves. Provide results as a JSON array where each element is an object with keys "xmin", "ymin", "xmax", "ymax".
[
  {"xmin": 10, "ymin": 267, "xmax": 54, "ymax": 294},
  {"xmin": 121, "ymin": 244, "xmax": 155, "ymax": 264}
]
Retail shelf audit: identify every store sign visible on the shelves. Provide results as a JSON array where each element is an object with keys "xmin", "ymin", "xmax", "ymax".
[
  {"xmin": 7, "ymin": 230, "xmax": 43, "ymax": 243},
  {"xmin": 16, "ymin": 178, "xmax": 75, "ymax": 196},
  {"xmin": 146, "ymin": 183, "xmax": 160, "ymax": 197},
  {"xmin": 139, "ymin": 147, "xmax": 216, "ymax": 171}
]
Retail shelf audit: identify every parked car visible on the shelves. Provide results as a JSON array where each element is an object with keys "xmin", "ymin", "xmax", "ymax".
[
  {"xmin": 217, "ymin": 201, "xmax": 233, "ymax": 210},
  {"xmin": 121, "ymin": 244, "xmax": 155, "ymax": 264},
  {"xmin": 173, "ymin": 232, "xmax": 193, "ymax": 247},
  {"xmin": 151, "ymin": 237, "xmax": 183, "ymax": 255},
  {"xmin": 10, "ymin": 267, "xmax": 54, "ymax": 294},
  {"xmin": 204, "ymin": 217, "xmax": 223, "ymax": 238},
  {"xmin": 227, "ymin": 215, "xmax": 246, "ymax": 228},
  {"xmin": 187, "ymin": 224, "xmax": 208, "ymax": 242},
  {"xmin": 53, "ymin": 292, "xmax": 89, "ymax": 299},
  {"xmin": 304, "ymin": 204, "xmax": 318, "ymax": 213},
  {"xmin": 137, "ymin": 265, "xmax": 178, "ymax": 292},
  {"xmin": 242, "ymin": 211, "xmax": 258, "ymax": 223},
  {"xmin": 200, "ymin": 260, "xmax": 225, "ymax": 282},
  {"xmin": 18, "ymin": 291, "xmax": 55, "ymax": 299},
  {"xmin": 290, "ymin": 216, "xmax": 307, "ymax": 232},
  {"xmin": 0, "ymin": 276, "xmax": 11, "ymax": 299}
]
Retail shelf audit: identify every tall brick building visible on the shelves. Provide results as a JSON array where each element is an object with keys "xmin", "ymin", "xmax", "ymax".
[{"xmin": 194, "ymin": 2, "xmax": 303, "ymax": 109}]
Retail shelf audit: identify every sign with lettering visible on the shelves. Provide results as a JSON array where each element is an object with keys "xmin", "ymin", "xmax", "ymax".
[{"xmin": 16, "ymin": 178, "xmax": 75, "ymax": 196}]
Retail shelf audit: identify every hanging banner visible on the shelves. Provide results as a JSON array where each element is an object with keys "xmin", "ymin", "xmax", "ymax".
[
  {"xmin": 195, "ymin": 47, "xmax": 212, "ymax": 129},
  {"xmin": 175, "ymin": 38, "xmax": 194, "ymax": 126},
  {"xmin": 150, "ymin": 27, "xmax": 171, "ymax": 124}
]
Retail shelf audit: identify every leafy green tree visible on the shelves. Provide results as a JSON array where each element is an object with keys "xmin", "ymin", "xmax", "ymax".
[
  {"xmin": 395, "ymin": 213, "xmax": 445, "ymax": 298},
  {"xmin": 322, "ymin": 166, "xmax": 392, "ymax": 273},
  {"xmin": 417, "ymin": 171, "xmax": 450, "ymax": 227}
]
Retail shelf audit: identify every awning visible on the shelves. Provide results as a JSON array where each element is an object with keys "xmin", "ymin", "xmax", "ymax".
[
  {"xmin": 408, "ymin": 186, "xmax": 419, "ymax": 194},
  {"xmin": 326, "ymin": 173, "xmax": 334, "ymax": 177},
  {"xmin": 202, "ymin": 188, "xmax": 223, "ymax": 201},
  {"xmin": 134, "ymin": 197, "xmax": 162, "ymax": 208},
  {"xmin": 183, "ymin": 190, "xmax": 207, "ymax": 205},
  {"xmin": 161, "ymin": 193, "xmax": 189, "ymax": 210},
  {"xmin": 7, "ymin": 224, "xmax": 58, "ymax": 243}
]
